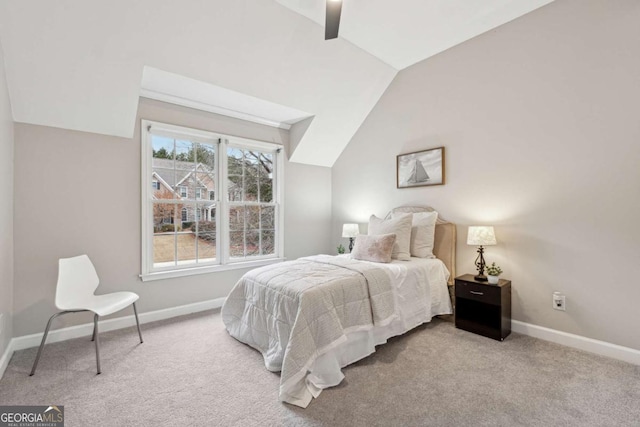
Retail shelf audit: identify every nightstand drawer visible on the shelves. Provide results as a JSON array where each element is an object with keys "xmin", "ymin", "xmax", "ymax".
[{"xmin": 455, "ymin": 281, "xmax": 500, "ymax": 304}]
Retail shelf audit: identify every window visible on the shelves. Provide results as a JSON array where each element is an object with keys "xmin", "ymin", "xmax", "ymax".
[
  {"xmin": 141, "ymin": 120, "xmax": 283, "ymax": 280},
  {"xmin": 152, "ymin": 180, "xmax": 160, "ymax": 190},
  {"xmin": 195, "ymin": 187, "xmax": 205, "ymax": 200}
]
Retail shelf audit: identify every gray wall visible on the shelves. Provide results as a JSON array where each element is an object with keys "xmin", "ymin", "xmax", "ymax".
[
  {"xmin": 0, "ymin": 40, "xmax": 14, "ymax": 355},
  {"xmin": 13, "ymin": 98, "xmax": 332, "ymax": 336},
  {"xmin": 332, "ymin": 0, "xmax": 640, "ymax": 350}
]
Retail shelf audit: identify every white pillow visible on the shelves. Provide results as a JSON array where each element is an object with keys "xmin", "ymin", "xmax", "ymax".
[
  {"xmin": 351, "ymin": 233, "xmax": 397, "ymax": 263},
  {"xmin": 403, "ymin": 211, "xmax": 438, "ymax": 258},
  {"xmin": 368, "ymin": 213, "xmax": 412, "ymax": 261}
]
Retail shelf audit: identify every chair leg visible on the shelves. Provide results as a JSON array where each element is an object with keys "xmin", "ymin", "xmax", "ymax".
[
  {"xmin": 133, "ymin": 302, "xmax": 143, "ymax": 344},
  {"xmin": 30, "ymin": 312, "xmax": 66, "ymax": 376},
  {"xmin": 94, "ymin": 313, "xmax": 101, "ymax": 375},
  {"xmin": 91, "ymin": 322, "xmax": 96, "ymax": 342}
]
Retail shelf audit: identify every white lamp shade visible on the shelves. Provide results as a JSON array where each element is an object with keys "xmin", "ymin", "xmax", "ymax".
[
  {"xmin": 467, "ymin": 226, "xmax": 497, "ymax": 246},
  {"xmin": 342, "ymin": 223, "xmax": 359, "ymax": 238}
]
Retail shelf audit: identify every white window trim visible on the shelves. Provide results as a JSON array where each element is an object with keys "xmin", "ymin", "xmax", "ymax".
[{"xmin": 140, "ymin": 119, "xmax": 285, "ymax": 281}]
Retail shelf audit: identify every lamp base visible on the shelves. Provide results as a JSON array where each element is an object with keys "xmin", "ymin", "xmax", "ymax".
[{"xmin": 473, "ymin": 246, "xmax": 488, "ymax": 282}]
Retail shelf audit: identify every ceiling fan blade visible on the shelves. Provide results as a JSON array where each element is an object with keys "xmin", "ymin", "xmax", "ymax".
[{"xmin": 325, "ymin": 0, "xmax": 342, "ymax": 40}]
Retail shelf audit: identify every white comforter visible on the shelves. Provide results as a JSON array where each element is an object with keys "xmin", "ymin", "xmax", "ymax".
[{"xmin": 221, "ymin": 255, "xmax": 451, "ymax": 407}]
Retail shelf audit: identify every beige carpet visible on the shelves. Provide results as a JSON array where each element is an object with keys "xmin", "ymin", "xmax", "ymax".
[{"xmin": 1, "ymin": 310, "xmax": 639, "ymax": 426}]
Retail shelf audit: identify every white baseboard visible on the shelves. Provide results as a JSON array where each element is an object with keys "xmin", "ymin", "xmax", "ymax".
[
  {"xmin": 0, "ymin": 297, "xmax": 225, "ymax": 379},
  {"xmin": 0, "ymin": 339, "xmax": 15, "ymax": 380},
  {"xmin": 512, "ymin": 320, "xmax": 640, "ymax": 365}
]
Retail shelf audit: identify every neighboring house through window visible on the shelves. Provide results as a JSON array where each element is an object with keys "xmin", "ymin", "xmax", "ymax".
[{"xmin": 141, "ymin": 120, "xmax": 284, "ymax": 280}]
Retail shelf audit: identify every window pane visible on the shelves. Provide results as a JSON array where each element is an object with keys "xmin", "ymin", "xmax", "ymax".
[
  {"xmin": 197, "ymin": 142, "xmax": 216, "ymax": 171},
  {"xmin": 246, "ymin": 205, "xmax": 260, "ymax": 230},
  {"xmin": 261, "ymin": 230, "xmax": 275, "ymax": 255},
  {"xmin": 197, "ymin": 233, "xmax": 216, "ymax": 260},
  {"xmin": 196, "ymin": 179, "xmax": 215, "ymax": 200},
  {"xmin": 153, "ymin": 233, "xmax": 176, "ymax": 266},
  {"xmin": 229, "ymin": 206, "xmax": 245, "ymax": 231},
  {"xmin": 227, "ymin": 204, "xmax": 276, "ymax": 259},
  {"xmin": 180, "ymin": 205, "xmax": 194, "ymax": 225},
  {"xmin": 176, "ymin": 220, "xmax": 197, "ymax": 266},
  {"xmin": 246, "ymin": 230, "xmax": 259, "ymax": 256},
  {"xmin": 229, "ymin": 204, "xmax": 245, "ymax": 257},
  {"xmin": 152, "ymin": 202, "xmax": 178, "ymax": 266},
  {"xmin": 152, "ymin": 135, "xmax": 175, "ymax": 161},
  {"xmin": 152, "ymin": 137, "xmax": 177, "ymax": 200},
  {"xmin": 229, "ymin": 231, "xmax": 244, "ymax": 257},
  {"xmin": 175, "ymin": 139, "xmax": 193, "ymax": 162},
  {"xmin": 196, "ymin": 157, "xmax": 214, "ymax": 200},
  {"xmin": 174, "ymin": 139, "xmax": 196, "ymax": 200},
  {"xmin": 153, "ymin": 202, "xmax": 177, "ymax": 230},
  {"xmin": 196, "ymin": 206, "xmax": 216, "ymax": 261},
  {"xmin": 227, "ymin": 148, "xmax": 275, "ymax": 204},
  {"xmin": 153, "ymin": 169, "xmax": 178, "ymax": 200},
  {"xmin": 261, "ymin": 205, "xmax": 275, "ymax": 231},
  {"xmin": 228, "ymin": 148, "xmax": 244, "ymax": 201},
  {"xmin": 244, "ymin": 152, "xmax": 260, "ymax": 202},
  {"xmin": 258, "ymin": 153, "xmax": 274, "ymax": 203}
]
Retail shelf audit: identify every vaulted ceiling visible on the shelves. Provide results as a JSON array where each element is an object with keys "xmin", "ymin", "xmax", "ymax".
[{"xmin": 0, "ymin": 0, "xmax": 553, "ymax": 167}]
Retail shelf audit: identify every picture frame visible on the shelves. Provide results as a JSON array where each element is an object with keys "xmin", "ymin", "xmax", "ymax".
[{"xmin": 397, "ymin": 146, "xmax": 445, "ymax": 188}]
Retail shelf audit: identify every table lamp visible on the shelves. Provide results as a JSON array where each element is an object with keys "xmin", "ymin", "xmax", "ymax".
[
  {"xmin": 342, "ymin": 223, "xmax": 359, "ymax": 252},
  {"xmin": 467, "ymin": 226, "xmax": 497, "ymax": 281}
]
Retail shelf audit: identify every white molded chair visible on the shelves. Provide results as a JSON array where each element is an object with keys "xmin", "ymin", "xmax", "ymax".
[{"xmin": 30, "ymin": 254, "xmax": 143, "ymax": 375}]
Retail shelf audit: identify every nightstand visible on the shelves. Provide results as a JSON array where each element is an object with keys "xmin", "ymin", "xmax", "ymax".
[{"xmin": 454, "ymin": 274, "xmax": 511, "ymax": 341}]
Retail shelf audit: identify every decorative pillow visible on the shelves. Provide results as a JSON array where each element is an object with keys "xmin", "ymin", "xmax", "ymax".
[
  {"xmin": 351, "ymin": 233, "xmax": 397, "ymax": 263},
  {"xmin": 403, "ymin": 211, "xmax": 438, "ymax": 258},
  {"xmin": 368, "ymin": 213, "xmax": 412, "ymax": 261}
]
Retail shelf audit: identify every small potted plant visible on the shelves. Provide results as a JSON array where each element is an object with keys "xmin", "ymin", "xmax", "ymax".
[
  {"xmin": 486, "ymin": 262, "xmax": 503, "ymax": 284},
  {"xmin": 337, "ymin": 244, "xmax": 346, "ymax": 255}
]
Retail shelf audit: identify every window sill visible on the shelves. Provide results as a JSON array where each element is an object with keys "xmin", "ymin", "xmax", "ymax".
[{"xmin": 140, "ymin": 257, "xmax": 286, "ymax": 282}]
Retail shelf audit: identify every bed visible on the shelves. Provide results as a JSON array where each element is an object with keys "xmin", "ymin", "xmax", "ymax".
[{"xmin": 221, "ymin": 206, "xmax": 456, "ymax": 407}]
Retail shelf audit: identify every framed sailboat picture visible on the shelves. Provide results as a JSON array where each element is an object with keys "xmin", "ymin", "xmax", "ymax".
[{"xmin": 397, "ymin": 147, "xmax": 445, "ymax": 188}]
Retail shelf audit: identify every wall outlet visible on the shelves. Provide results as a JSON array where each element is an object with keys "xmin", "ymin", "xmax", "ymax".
[{"xmin": 553, "ymin": 292, "xmax": 566, "ymax": 311}]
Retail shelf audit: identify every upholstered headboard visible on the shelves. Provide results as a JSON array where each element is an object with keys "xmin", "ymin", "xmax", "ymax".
[{"xmin": 386, "ymin": 206, "xmax": 456, "ymax": 286}]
